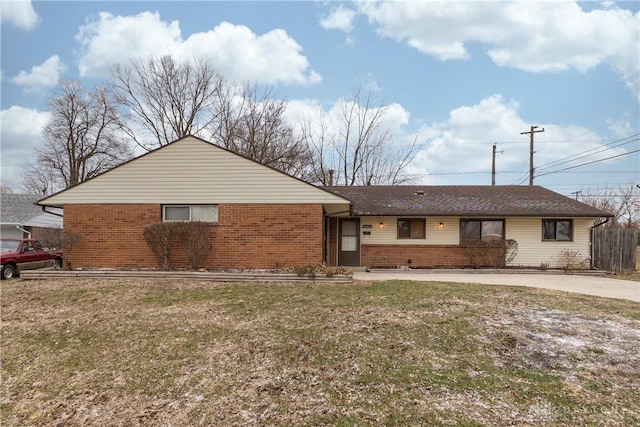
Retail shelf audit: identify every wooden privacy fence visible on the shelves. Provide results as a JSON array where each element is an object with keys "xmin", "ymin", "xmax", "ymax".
[{"xmin": 592, "ymin": 228, "xmax": 638, "ymax": 274}]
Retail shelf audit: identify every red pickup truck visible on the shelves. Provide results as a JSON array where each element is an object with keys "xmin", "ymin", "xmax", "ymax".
[{"xmin": 0, "ymin": 238, "xmax": 63, "ymax": 279}]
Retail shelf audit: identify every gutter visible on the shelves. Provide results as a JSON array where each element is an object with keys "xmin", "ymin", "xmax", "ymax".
[{"xmin": 40, "ymin": 205, "xmax": 64, "ymax": 218}]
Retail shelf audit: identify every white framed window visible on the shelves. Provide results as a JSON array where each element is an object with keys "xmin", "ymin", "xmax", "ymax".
[{"xmin": 162, "ymin": 205, "xmax": 218, "ymax": 223}]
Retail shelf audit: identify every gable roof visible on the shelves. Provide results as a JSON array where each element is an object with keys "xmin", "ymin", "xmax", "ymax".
[
  {"xmin": 1, "ymin": 194, "xmax": 63, "ymax": 227},
  {"xmin": 38, "ymin": 136, "xmax": 350, "ymax": 211},
  {"xmin": 327, "ymin": 185, "xmax": 612, "ymax": 218}
]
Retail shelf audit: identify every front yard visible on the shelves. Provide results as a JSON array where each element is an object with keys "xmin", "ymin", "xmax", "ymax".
[{"xmin": 1, "ymin": 278, "xmax": 639, "ymax": 426}]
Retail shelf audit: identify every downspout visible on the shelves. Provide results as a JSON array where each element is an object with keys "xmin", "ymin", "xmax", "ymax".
[
  {"xmin": 589, "ymin": 217, "xmax": 610, "ymax": 270},
  {"xmin": 16, "ymin": 225, "xmax": 31, "ymax": 238}
]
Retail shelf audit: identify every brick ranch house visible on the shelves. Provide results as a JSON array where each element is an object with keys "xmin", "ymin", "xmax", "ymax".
[
  {"xmin": 38, "ymin": 135, "xmax": 611, "ymax": 270},
  {"xmin": 325, "ymin": 186, "xmax": 611, "ymax": 269}
]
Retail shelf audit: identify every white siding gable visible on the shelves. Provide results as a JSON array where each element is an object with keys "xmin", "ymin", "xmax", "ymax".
[{"xmin": 40, "ymin": 136, "xmax": 350, "ymax": 207}]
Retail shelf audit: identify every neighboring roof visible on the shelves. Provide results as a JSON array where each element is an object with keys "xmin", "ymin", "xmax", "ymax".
[
  {"xmin": 39, "ymin": 136, "xmax": 350, "ymax": 213},
  {"xmin": 24, "ymin": 210, "xmax": 64, "ymax": 228},
  {"xmin": 1, "ymin": 194, "xmax": 63, "ymax": 228},
  {"xmin": 327, "ymin": 185, "xmax": 613, "ymax": 218},
  {"xmin": 1, "ymin": 194, "xmax": 42, "ymax": 224}
]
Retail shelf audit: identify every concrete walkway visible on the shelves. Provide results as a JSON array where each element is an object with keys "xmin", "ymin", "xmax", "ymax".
[{"xmin": 353, "ymin": 270, "xmax": 640, "ymax": 302}]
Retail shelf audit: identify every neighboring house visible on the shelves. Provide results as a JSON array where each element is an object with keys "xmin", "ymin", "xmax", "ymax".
[
  {"xmin": 1, "ymin": 194, "xmax": 63, "ymax": 239},
  {"xmin": 326, "ymin": 186, "xmax": 611, "ymax": 269},
  {"xmin": 38, "ymin": 135, "xmax": 611, "ymax": 271}
]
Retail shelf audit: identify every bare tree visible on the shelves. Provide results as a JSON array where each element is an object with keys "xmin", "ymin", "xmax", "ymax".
[
  {"xmin": 299, "ymin": 110, "xmax": 333, "ymax": 185},
  {"xmin": 301, "ymin": 87, "xmax": 422, "ymax": 186},
  {"xmin": 20, "ymin": 164, "xmax": 60, "ymax": 195},
  {"xmin": 111, "ymin": 56, "xmax": 224, "ymax": 151},
  {"xmin": 209, "ymin": 81, "xmax": 314, "ymax": 179},
  {"xmin": 580, "ymin": 184, "xmax": 640, "ymax": 228},
  {"xmin": 27, "ymin": 80, "xmax": 132, "ymax": 192}
]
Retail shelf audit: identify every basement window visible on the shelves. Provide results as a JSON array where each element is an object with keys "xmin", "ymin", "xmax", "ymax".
[
  {"xmin": 397, "ymin": 219, "xmax": 426, "ymax": 239},
  {"xmin": 542, "ymin": 219, "xmax": 572, "ymax": 241},
  {"xmin": 163, "ymin": 205, "xmax": 218, "ymax": 223}
]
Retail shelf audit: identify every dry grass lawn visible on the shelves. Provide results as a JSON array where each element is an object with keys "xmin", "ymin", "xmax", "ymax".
[{"xmin": 1, "ymin": 278, "xmax": 639, "ymax": 426}]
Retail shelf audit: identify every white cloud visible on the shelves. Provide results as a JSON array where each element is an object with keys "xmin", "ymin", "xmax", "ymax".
[
  {"xmin": 0, "ymin": 0, "xmax": 40, "ymax": 30},
  {"xmin": 11, "ymin": 55, "xmax": 66, "ymax": 92},
  {"xmin": 403, "ymin": 95, "xmax": 628, "ymax": 185},
  {"xmin": 75, "ymin": 11, "xmax": 321, "ymax": 85},
  {"xmin": 320, "ymin": 4, "xmax": 356, "ymax": 32},
  {"xmin": 606, "ymin": 115, "xmax": 634, "ymax": 139},
  {"xmin": 0, "ymin": 106, "xmax": 50, "ymax": 188},
  {"xmin": 354, "ymin": 1, "xmax": 639, "ymax": 98}
]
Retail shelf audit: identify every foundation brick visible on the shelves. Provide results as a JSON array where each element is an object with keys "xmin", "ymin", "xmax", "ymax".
[{"xmin": 362, "ymin": 244, "xmax": 469, "ymax": 268}]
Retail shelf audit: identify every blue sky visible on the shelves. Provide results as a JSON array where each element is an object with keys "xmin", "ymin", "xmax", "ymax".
[{"xmin": 1, "ymin": 0, "xmax": 638, "ymax": 197}]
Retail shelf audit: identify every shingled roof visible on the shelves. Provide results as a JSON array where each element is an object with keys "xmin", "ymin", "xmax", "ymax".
[
  {"xmin": 1, "ymin": 194, "xmax": 63, "ymax": 228},
  {"xmin": 326, "ymin": 185, "xmax": 612, "ymax": 218},
  {"xmin": 1, "ymin": 194, "xmax": 44, "ymax": 224}
]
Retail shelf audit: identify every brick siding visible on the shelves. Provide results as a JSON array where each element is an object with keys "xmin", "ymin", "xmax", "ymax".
[
  {"xmin": 362, "ymin": 244, "xmax": 469, "ymax": 268},
  {"xmin": 63, "ymin": 203, "xmax": 324, "ymax": 270},
  {"xmin": 326, "ymin": 217, "xmax": 339, "ymax": 266}
]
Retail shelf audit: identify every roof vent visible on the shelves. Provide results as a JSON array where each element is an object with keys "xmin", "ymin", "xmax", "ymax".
[{"xmin": 415, "ymin": 190, "xmax": 425, "ymax": 196}]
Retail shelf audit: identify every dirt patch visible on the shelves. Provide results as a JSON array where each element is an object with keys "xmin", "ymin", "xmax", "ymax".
[{"xmin": 485, "ymin": 305, "xmax": 640, "ymax": 371}]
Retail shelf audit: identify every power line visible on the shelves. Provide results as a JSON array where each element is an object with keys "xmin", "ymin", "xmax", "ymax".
[
  {"xmin": 535, "ymin": 149, "xmax": 640, "ymax": 178},
  {"xmin": 535, "ymin": 134, "xmax": 639, "ymax": 172}
]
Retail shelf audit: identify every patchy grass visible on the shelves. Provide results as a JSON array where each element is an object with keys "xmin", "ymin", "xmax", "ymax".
[{"xmin": 1, "ymin": 278, "xmax": 639, "ymax": 426}]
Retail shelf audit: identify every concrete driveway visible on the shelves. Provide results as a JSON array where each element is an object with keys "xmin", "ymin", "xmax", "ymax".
[{"xmin": 353, "ymin": 270, "xmax": 640, "ymax": 302}]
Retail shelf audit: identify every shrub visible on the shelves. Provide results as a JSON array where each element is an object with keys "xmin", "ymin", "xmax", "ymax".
[
  {"xmin": 462, "ymin": 239, "xmax": 518, "ymax": 268},
  {"xmin": 504, "ymin": 239, "xmax": 519, "ymax": 266},
  {"xmin": 37, "ymin": 227, "xmax": 63, "ymax": 249},
  {"xmin": 178, "ymin": 222, "xmax": 212, "ymax": 270},
  {"xmin": 558, "ymin": 249, "xmax": 589, "ymax": 271},
  {"xmin": 143, "ymin": 223, "xmax": 182, "ymax": 270},
  {"xmin": 61, "ymin": 232, "xmax": 82, "ymax": 269}
]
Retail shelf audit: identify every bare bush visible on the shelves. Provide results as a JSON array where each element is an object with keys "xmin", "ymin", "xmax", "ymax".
[
  {"xmin": 504, "ymin": 239, "xmax": 519, "ymax": 265},
  {"xmin": 37, "ymin": 227, "xmax": 63, "ymax": 249},
  {"xmin": 177, "ymin": 222, "xmax": 212, "ymax": 270},
  {"xmin": 463, "ymin": 239, "xmax": 518, "ymax": 268},
  {"xmin": 142, "ymin": 223, "xmax": 182, "ymax": 270},
  {"xmin": 557, "ymin": 249, "xmax": 589, "ymax": 271},
  {"xmin": 60, "ymin": 231, "xmax": 81, "ymax": 270}
]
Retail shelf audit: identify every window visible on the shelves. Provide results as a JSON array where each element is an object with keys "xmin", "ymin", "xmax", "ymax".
[
  {"xmin": 163, "ymin": 205, "xmax": 218, "ymax": 223},
  {"xmin": 397, "ymin": 219, "xmax": 426, "ymax": 239},
  {"xmin": 542, "ymin": 219, "xmax": 572, "ymax": 241},
  {"xmin": 460, "ymin": 219, "xmax": 504, "ymax": 241}
]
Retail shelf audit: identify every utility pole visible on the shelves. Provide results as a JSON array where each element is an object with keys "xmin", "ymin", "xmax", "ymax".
[
  {"xmin": 521, "ymin": 125, "xmax": 545, "ymax": 185},
  {"xmin": 491, "ymin": 143, "xmax": 503, "ymax": 186},
  {"xmin": 571, "ymin": 190, "xmax": 582, "ymax": 200}
]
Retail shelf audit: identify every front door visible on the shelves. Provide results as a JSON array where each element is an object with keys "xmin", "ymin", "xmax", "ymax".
[{"xmin": 338, "ymin": 218, "xmax": 360, "ymax": 266}]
